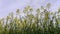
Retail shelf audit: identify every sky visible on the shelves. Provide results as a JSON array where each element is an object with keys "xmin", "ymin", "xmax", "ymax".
[{"xmin": 0, "ymin": 0, "xmax": 60, "ymax": 18}]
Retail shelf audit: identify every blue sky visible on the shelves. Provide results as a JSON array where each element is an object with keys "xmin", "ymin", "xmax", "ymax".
[{"xmin": 0, "ymin": 0, "xmax": 60, "ymax": 18}]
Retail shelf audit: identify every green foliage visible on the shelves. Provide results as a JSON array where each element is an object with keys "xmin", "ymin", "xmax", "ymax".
[{"xmin": 0, "ymin": 4, "xmax": 60, "ymax": 34}]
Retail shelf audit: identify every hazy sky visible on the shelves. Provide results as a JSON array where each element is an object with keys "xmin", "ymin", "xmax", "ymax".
[{"xmin": 0, "ymin": 0, "xmax": 60, "ymax": 18}]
